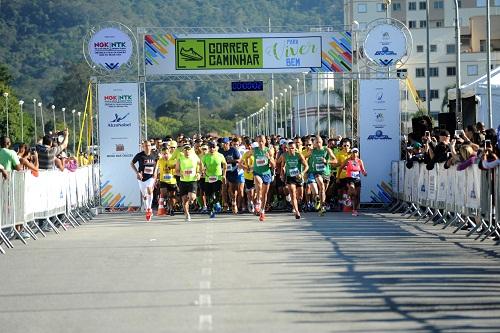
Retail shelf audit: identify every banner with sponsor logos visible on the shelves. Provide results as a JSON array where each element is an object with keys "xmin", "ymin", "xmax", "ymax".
[
  {"xmin": 359, "ymin": 79, "xmax": 400, "ymax": 202},
  {"xmin": 89, "ymin": 27, "xmax": 133, "ymax": 71},
  {"xmin": 98, "ymin": 83, "xmax": 141, "ymax": 208},
  {"xmin": 144, "ymin": 32, "xmax": 352, "ymax": 75}
]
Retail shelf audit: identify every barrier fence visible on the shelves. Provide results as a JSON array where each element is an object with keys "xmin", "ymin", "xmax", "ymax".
[
  {"xmin": 0, "ymin": 165, "xmax": 99, "ymax": 254},
  {"xmin": 389, "ymin": 161, "xmax": 499, "ymax": 242}
]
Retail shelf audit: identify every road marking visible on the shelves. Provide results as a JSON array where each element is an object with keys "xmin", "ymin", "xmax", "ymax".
[
  {"xmin": 198, "ymin": 314, "xmax": 213, "ymax": 331},
  {"xmin": 200, "ymin": 280, "xmax": 211, "ymax": 290},
  {"xmin": 199, "ymin": 294, "xmax": 212, "ymax": 307},
  {"xmin": 203, "ymin": 257, "xmax": 213, "ymax": 264},
  {"xmin": 201, "ymin": 267, "xmax": 212, "ymax": 276}
]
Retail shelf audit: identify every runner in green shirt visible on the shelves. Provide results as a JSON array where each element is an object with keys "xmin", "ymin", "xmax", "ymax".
[
  {"xmin": 276, "ymin": 141, "xmax": 309, "ymax": 219},
  {"xmin": 202, "ymin": 141, "xmax": 227, "ymax": 218},
  {"xmin": 175, "ymin": 144, "xmax": 203, "ymax": 222},
  {"xmin": 249, "ymin": 135, "xmax": 275, "ymax": 222},
  {"xmin": 308, "ymin": 136, "xmax": 337, "ymax": 215}
]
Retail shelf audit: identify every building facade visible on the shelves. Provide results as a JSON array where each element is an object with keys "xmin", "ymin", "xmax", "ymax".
[{"xmin": 344, "ymin": 0, "xmax": 500, "ymax": 125}]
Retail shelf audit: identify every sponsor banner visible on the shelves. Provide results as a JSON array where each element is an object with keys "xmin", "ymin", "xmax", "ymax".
[
  {"xmin": 89, "ymin": 27, "xmax": 133, "ymax": 70},
  {"xmin": 98, "ymin": 83, "xmax": 141, "ymax": 208},
  {"xmin": 363, "ymin": 23, "xmax": 407, "ymax": 67},
  {"xmin": 359, "ymin": 79, "xmax": 400, "ymax": 202},
  {"xmin": 145, "ymin": 32, "xmax": 352, "ymax": 74}
]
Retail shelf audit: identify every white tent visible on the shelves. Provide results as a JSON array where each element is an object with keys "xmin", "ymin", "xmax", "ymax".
[{"xmin": 448, "ymin": 67, "xmax": 500, "ymax": 127}]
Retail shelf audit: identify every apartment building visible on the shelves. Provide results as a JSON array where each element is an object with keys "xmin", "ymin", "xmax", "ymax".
[{"xmin": 344, "ymin": 0, "xmax": 500, "ymax": 120}]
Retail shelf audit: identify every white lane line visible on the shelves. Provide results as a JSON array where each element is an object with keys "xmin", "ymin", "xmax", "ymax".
[
  {"xmin": 198, "ymin": 314, "xmax": 213, "ymax": 331},
  {"xmin": 199, "ymin": 294, "xmax": 212, "ymax": 307},
  {"xmin": 201, "ymin": 267, "xmax": 212, "ymax": 276},
  {"xmin": 203, "ymin": 257, "xmax": 213, "ymax": 264},
  {"xmin": 200, "ymin": 280, "xmax": 211, "ymax": 290}
]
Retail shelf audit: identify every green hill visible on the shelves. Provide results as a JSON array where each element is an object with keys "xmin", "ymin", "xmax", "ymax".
[{"xmin": 0, "ymin": 0, "xmax": 343, "ymax": 136}]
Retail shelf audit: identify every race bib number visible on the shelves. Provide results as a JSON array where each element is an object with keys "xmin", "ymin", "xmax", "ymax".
[
  {"xmin": 208, "ymin": 176, "xmax": 218, "ymax": 183},
  {"xmin": 351, "ymin": 171, "xmax": 360, "ymax": 179},
  {"xmin": 144, "ymin": 166, "xmax": 154, "ymax": 175},
  {"xmin": 256, "ymin": 157, "xmax": 268, "ymax": 166},
  {"xmin": 289, "ymin": 168, "xmax": 300, "ymax": 177},
  {"xmin": 315, "ymin": 163, "xmax": 325, "ymax": 172},
  {"xmin": 183, "ymin": 168, "xmax": 194, "ymax": 176},
  {"xmin": 226, "ymin": 164, "xmax": 234, "ymax": 172},
  {"xmin": 163, "ymin": 174, "xmax": 173, "ymax": 181}
]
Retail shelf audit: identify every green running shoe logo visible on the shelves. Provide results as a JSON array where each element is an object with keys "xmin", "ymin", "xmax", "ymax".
[{"xmin": 180, "ymin": 47, "xmax": 203, "ymax": 61}]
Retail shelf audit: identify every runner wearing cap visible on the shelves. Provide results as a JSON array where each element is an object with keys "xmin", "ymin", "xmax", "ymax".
[
  {"xmin": 308, "ymin": 136, "xmax": 337, "ymax": 215},
  {"xmin": 156, "ymin": 144, "xmax": 178, "ymax": 216},
  {"xmin": 277, "ymin": 141, "xmax": 309, "ymax": 219},
  {"xmin": 202, "ymin": 141, "xmax": 227, "ymax": 218},
  {"xmin": 176, "ymin": 144, "xmax": 203, "ymax": 222},
  {"xmin": 197, "ymin": 143, "xmax": 209, "ymax": 213},
  {"xmin": 250, "ymin": 135, "xmax": 275, "ymax": 221},
  {"xmin": 240, "ymin": 139, "xmax": 257, "ymax": 213},
  {"xmin": 339, "ymin": 148, "xmax": 367, "ymax": 216},
  {"xmin": 221, "ymin": 137, "xmax": 243, "ymax": 214},
  {"xmin": 131, "ymin": 140, "xmax": 158, "ymax": 221},
  {"xmin": 335, "ymin": 138, "xmax": 352, "ymax": 211}
]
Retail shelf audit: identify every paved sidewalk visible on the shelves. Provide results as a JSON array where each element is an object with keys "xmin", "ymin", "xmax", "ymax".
[{"xmin": 1, "ymin": 211, "xmax": 500, "ymax": 332}]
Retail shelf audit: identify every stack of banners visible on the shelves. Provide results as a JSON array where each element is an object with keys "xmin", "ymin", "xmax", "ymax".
[
  {"xmin": 144, "ymin": 32, "xmax": 352, "ymax": 75},
  {"xmin": 98, "ymin": 83, "xmax": 141, "ymax": 208},
  {"xmin": 359, "ymin": 80, "xmax": 401, "ymax": 203}
]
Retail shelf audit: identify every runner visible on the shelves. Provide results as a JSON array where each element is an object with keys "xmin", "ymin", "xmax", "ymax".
[
  {"xmin": 131, "ymin": 140, "xmax": 158, "ymax": 221},
  {"xmin": 251, "ymin": 135, "xmax": 275, "ymax": 222},
  {"xmin": 335, "ymin": 138, "xmax": 352, "ymax": 211},
  {"xmin": 156, "ymin": 142, "xmax": 178, "ymax": 216},
  {"xmin": 277, "ymin": 140, "xmax": 309, "ymax": 219},
  {"xmin": 308, "ymin": 136, "xmax": 337, "ymax": 215},
  {"xmin": 202, "ymin": 141, "xmax": 227, "ymax": 218},
  {"xmin": 221, "ymin": 137, "xmax": 243, "ymax": 214},
  {"xmin": 175, "ymin": 143, "xmax": 203, "ymax": 222},
  {"xmin": 197, "ymin": 143, "xmax": 209, "ymax": 213},
  {"xmin": 240, "ymin": 139, "xmax": 256, "ymax": 213},
  {"xmin": 339, "ymin": 148, "xmax": 367, "ymax": 216}
]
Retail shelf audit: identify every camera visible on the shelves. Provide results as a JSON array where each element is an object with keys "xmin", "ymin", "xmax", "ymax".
[{"xmin": 52, "ymin": 131, "xmax": 65, "ymax": 144}]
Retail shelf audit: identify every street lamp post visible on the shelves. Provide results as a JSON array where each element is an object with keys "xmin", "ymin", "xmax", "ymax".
[
  {"xmin": 274, "ymin": 97, "xmax": 279, "ymax": 134},
  {"xmin": 283, "ymin": 88, "xmax": 288, "ymax": 138},
  {"xmin": 279, "ymin": 93, "xmax": 283, "ymax": 136},
  {"xmin": 51, "ymin": 104, "xmax": 56, "ymax": 132},
  {"xmin": 32, "ymin": 99, "xmax": 37, "ymax": 142},
  {"xmin": 453, "ymin": 0, "xmax": 462, "ymax": 129},
  {"xmin": 3, "ymin": 92, "xmax": 9, "ymax": 137},
  {"xmin": 72, "ymin": 109, "xmax": 76, "ymax": 153},
  {"xmin": 196, "ymin": 97, "xmax": 201, "ymax": 136},
  {"xmin": 288, "ymin": 85, "xmax": 293, "ymax": 137},
  {"xmin": 38, "ymin": 102, "xmax": 44, "ymax": 135},
  {"xmin": 303, "ymin": 73, "xmax": 308, "ymax": 134},
  {"xmin": 265, "ymin": 103, "xmax": 269, "ymax": 135},
  {"xmin": 296, "ymin": 78, "xmax": 300, "ymax": 136},
  {"xmin": 327, "ymin": 75, "xmax": 331, "ymax": 137},
  {"xmin": 19, "ymin": 100, "xmax": 24, "ymax": 142},
  {"xmin": 62, "ymin": 107, "xmax": 66, "ymax": 129}
]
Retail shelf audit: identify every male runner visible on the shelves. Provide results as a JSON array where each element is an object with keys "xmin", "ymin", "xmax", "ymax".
[
  {"xmin": 175, "ymin": 143, "xmax": 203, "ymax": 222},
  {"xmin": 156, "ymin": 142, "xmax": 178, "ymax": 216},
  {"xmin": 202, "ymin": 141, "xmax": 227, "ymax": 218},
  {"xmin": 240, "ymin": 139, "xmax": 256, "ymax": 213},
  {"xmin": 277, "ymin": 141, "xmax": 309, "ymax": 219},
  {"xmin": 131, "ymin": 140, "xmax": 158, "ymax": 221},
  {"xmin": 221, "ymin": 137, "xmax": 243, "ymax": 214},
  {"xmin": 308, "ymin": 136, "xmax": 337, "ymax": 215}
]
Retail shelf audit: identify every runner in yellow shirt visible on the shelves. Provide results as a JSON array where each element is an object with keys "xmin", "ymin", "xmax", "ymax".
[
  {"xmin": 156, "ymin": 144, "xmax": 178, "ymax": 216},
  {"xmin": 335, "ymin": 138, "xmax": 352, "ymax": 210},
  {"xmin": 240, "ymin": 139, "xmax": 256, "ymax": 213},
  {"xmin": 175, "ymin": 143, "xmax": 203, "ymax": 222}
]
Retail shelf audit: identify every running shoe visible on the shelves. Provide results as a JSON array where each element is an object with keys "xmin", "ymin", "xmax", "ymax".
[
  {"xmin": 169, "ymin": 209, "xmax": 175, "ymax": 216},
  {"xmin": 352, "ymin": 210, "xmax": 358, "ymax": 216},
  {"xmin": 319, "ymin": 206, "xmax": 326, "ymax": 216},
  {"xmin": 145, "ymin": 209, "xmax": 152, "ymax": 221},
  {"xmin": 185, "ymin": 213, "xmax": 191, "ymax": 222},
  {"xmin": 295, "ymin": 214, "xmax": 301, "ymax": 220},
  {"xmin": 248, "ymin": 201, "xmax": 255, "ymax": 213},
  {"xmin": 259, "ymin": 212, "xmax": 265, "ymax": 222},
  {"xmin": 254, "ymin": 202, "xmax": 261, "ymax": 213},
  {"xmin": 214, "ymin": 202, "xmax": 222, "ymax": 213},
  {"xmin": 201, "ymin": 206, "xmax": 208, "ymax": 214},
  {"xmin": 210, "ymin": 211, "xmax": 216, "ymax": 219},
  {"xmin": 314, "ymin": 198, "xmax": 321, "ymax": 211}
]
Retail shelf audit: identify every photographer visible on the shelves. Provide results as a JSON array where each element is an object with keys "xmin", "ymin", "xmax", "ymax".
[
  {"xmin": 405, "ymin": 143, "xmax": 425, "ymax": 169},
  {"xmin": 37, "ymin": 129, "xmax": 69, "ymax": 170},
  {"xmin": 479, "ymin": 134, "xmax": 500, "ymax": 170}
]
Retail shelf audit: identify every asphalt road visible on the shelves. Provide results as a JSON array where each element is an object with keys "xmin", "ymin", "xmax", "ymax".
[{"xmin": 1, "ymin": 210, "xmax": 500, "ymax": 333}]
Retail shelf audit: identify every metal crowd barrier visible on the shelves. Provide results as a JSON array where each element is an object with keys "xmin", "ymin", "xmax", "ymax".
[
  {"xmin": 0, "ymin": 165, "xmax": 100, "ymax": 254},
  {"xmin": 388, "ymin": 161, "xmax": 498, "ymax": 242}
]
